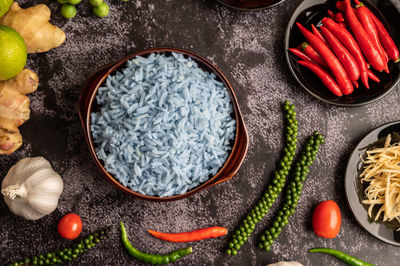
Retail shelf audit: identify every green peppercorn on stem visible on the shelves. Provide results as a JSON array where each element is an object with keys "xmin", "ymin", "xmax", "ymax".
[
  {"xmin": 258, "ymin": 132, "xmax": 324, "ymax": 251},
  {"xmin": 226, "ymin": 101, "xmax": 298, "ymax": 256},
  {"xmin": 9, "ymin": 229, "xmax": 109, "ymax": 265}
]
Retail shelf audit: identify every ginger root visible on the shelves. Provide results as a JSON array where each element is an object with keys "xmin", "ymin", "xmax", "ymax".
[
  {"xmin": 0, "ymin": 2, "xmax": 66, "ymax": 53},
  {"xmin": 0, "ymin": 69, "xmax": 38, "ymax": 154}
]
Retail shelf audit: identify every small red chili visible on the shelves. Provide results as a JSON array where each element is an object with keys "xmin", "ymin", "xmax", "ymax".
[
  {"xmin": 301, "ymin": 42, "xmax": 328, "ymax": 67},
  {"xmin": 367, "ymin": 69, "xmax": 380, "ymax": 83},
  {"xmin": 297, "ymin": 23, "xmax": 353, "ymax": 95},
  {"xmin": 327, "ymin": 9, "xmax": 336, "ymax": 20},
  {"xmin": 336, "ymin": 1, "xmax": 353, "ymax": 13},
  {"xmin": 355, "ymin": 3, "xmax": 389, "ymax": 72},
  {"xmin": 320, "ymin": 26, "xmax": 360, "ymax": 81},
  {"xmin": 333, "ymin": 12, "xmax": 346, "ymax": 28},
  {"xmin": 297, "ymin": 60, "xmax": 343, "ymax": 97},
  {"xmin": 367, "ymin": 8, "xmax": 400, "ymax": 62},
  {"xmin": 352, "ymin": 80, "xmax": 359, "ymax": 88},
  {"xmin": 289, "ymin": 48, "xmax": 314, "ymax": 63},
  {"xmin": 336, "ymin": 1, "xmax": 344, "ymax": 12},
  {"xmin": 343, "ymin": 0, "xmax": 386, "ymax": 72},
  {"xmin": 335, "ymin": 12, "xmax": 345, "ymax": 23},
  {"xmin": 311, "ymin": 24, "xmax": 328, "ymax": 45},
  {"xmin": 148, "ymin": 226, "xmax": 228, "ymax": 242},
  {"xmin": 322, "ymin": 17, "xmax": 369, "ymax": 88}
]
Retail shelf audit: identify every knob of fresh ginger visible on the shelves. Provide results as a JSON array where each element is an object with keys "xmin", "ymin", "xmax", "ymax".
[
  {"xmin": 0, "ymin": 69, "xmax": 38, "ymax": 154},
  {"xmin": 0, "ymin": 2, "xmax": 66, "ymax": 53}
]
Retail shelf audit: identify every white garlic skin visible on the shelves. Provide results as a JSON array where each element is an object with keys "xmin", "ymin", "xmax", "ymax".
[{"xmin": 1, "ymin": 157, "xmax": 63, "ymax": 220}]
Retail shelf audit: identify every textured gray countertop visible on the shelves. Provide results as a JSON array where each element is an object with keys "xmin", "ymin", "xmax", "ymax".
[{"xmin": 1, "ymin": 0, "xmax": 400, "ymax": 265}]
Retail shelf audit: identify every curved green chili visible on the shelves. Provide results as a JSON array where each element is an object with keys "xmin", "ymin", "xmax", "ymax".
[
  {"xmin": 309, "ymin": 248, "xmax": 375, "ymax": 266},
  {"xmin": 120, "ymin": 221, "xmax": 192, "ymax": 264}
]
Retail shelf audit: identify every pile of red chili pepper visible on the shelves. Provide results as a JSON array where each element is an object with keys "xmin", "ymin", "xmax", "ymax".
[{"xmin": 289, "ymin": 0, "xmax": 399, "ymax": 97}]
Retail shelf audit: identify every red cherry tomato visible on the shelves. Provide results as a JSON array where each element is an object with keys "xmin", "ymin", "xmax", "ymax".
[
  {"xmin": 312, "ymin": 200, "xmax": 341, "ymax": 239},
  {"xmin": 58, "ymin": 213, "xmax": 82, "ymax": 240}
]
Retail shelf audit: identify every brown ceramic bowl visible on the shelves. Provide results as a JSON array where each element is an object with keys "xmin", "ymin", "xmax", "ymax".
[{"xmin": 78, "ymin": 47, "xmax": 249, "ymax": 201}]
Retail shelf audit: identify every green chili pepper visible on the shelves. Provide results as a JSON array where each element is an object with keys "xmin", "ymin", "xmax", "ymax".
[
  {"xmin": 309, "ymin": 248, "xmax": 375, "ymax": 266},
  {"xmin": 120, "ymin": 221, "xmax": 192, "ymax": 264}
]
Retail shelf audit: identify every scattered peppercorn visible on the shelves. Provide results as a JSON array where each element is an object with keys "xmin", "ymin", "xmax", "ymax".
[
  {"xmin": 258, "ymin": 131, "xmax": 324, "ymax": 251},
  {"xmin": 9, "ymin": 229, "xmax": 109, "ymax": 265},
  {"xmin": 226, "ymin": 101, "xmax": 298, "ymax": 255}
]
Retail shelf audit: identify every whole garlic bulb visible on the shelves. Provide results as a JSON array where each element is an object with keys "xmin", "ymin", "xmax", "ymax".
[{"xmin": 1, "ymin": 157, "xmax": 63, "ymax": 220}]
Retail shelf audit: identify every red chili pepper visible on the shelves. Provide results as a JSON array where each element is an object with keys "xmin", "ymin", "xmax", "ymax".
[
  {"xmin": 311, "ymin": 24, "xmax": 328, "ymax": 45},
  {"xmin": 322, "ymin": 17, "xmax": 369, "ymax": 88},
  {"xmin": 148, "ymin": 226, "xmax": 228, "ymax": 242},
  {"xmin": 367, "ymin": 9, "xmax": 400, "ymax": 62},
  {"xmin": 297, "ymin": 23, "xmax": 353, "ymax": 95},
  {"xmin": 289, "ymin": 48, "xmax": 314, "ymax": 62},
  {"xmin": 335, "ymin": 12, "xmax": 344, "ymax": 23},
  {"xmin": 297, "ymin": 60, "xmax": 343, "ymax": 96},
  {"xmin": 336, "ymin": 1, "xmax": 345, "ymax": 12},
  {"xmin": 301, "ymin": 42, "xmax": 328, "ymax": 67},
  {"xmin": 356, "ymin": 3, "xmax": 389, "ymax": 72},
  {"xmin": 352, "ymin": 80, "xmax": 359, "ymax": 88},
  {"xmin": 328, "ymin": 9, "xmax": 336, "ymax": 20},
  {"xmin": 367, "ymin": 69, "xmax": 380, "ymax": 82},
  {"xmin": 343, "ymin": 0, "xmax": 386, "ymax": 72},
  {"xmin": 321, "ymin": 26, "xmax": 360, "ymax": 81},
  {"xmin": 334, "ymin": 12, "xmax": 346, "ymax": 28},
  {"xmin": 336, "ymin": 1, "xmax": 356, "ymax": 13}
]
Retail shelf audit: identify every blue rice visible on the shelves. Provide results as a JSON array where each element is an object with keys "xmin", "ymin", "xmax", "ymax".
[{"xmin": 90, "ymin": 52, "xmax": 236, "ymax": 197}]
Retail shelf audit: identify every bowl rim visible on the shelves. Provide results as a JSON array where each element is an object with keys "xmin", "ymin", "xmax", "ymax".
[
  {"xmin": 284, "ymin": 0, "xmax": 400, "ymax": 107},
  {"xmin": 79, "ymin": 47, "xmax": 248, "ymax": 201},
  {"xmin": 216, "ymin": 0, "xmax": 286, "ymax": 11}
]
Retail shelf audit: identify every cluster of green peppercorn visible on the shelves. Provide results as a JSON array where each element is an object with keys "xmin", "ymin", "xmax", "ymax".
[
  {"xmin": 9, "ymin": 230, "xmax": 108, "ymax": 265},
  {"xmin": 57, "ymin": 0, "xmax": 110, "ymax": 19},
  {"xmin": 259, "ymin": 131, "xmax": 324, "ymax": 251},
  {"xmin": 226, "ymin": 101, "xmax": 299, "ymax": 255}
]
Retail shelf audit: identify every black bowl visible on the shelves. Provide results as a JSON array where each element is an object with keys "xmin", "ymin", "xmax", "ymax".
[
  {"xmin": 345, "ymin": 121, "xmax": 400, "ymax": 246},
  {"xmin": 216, "ymin": 0, "xmax": 286, "ymax": 11},
  {"xmin": 284, "ymin": 0, "xmax": 400, "ymax": 106}
]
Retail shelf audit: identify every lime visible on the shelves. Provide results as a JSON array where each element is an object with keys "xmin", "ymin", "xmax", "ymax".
[
  {"xmin": 0, "ymin": 0, "xmax": 13, "ymax": 17},
  {"xmin": 0, "ymin": 25, "xmax": 27, "ymax": 80}
]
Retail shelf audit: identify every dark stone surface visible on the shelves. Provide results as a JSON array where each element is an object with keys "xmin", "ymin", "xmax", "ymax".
[{"xmin": 1, "ymin": 0, "xmax": 400, "ymax": 265}]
